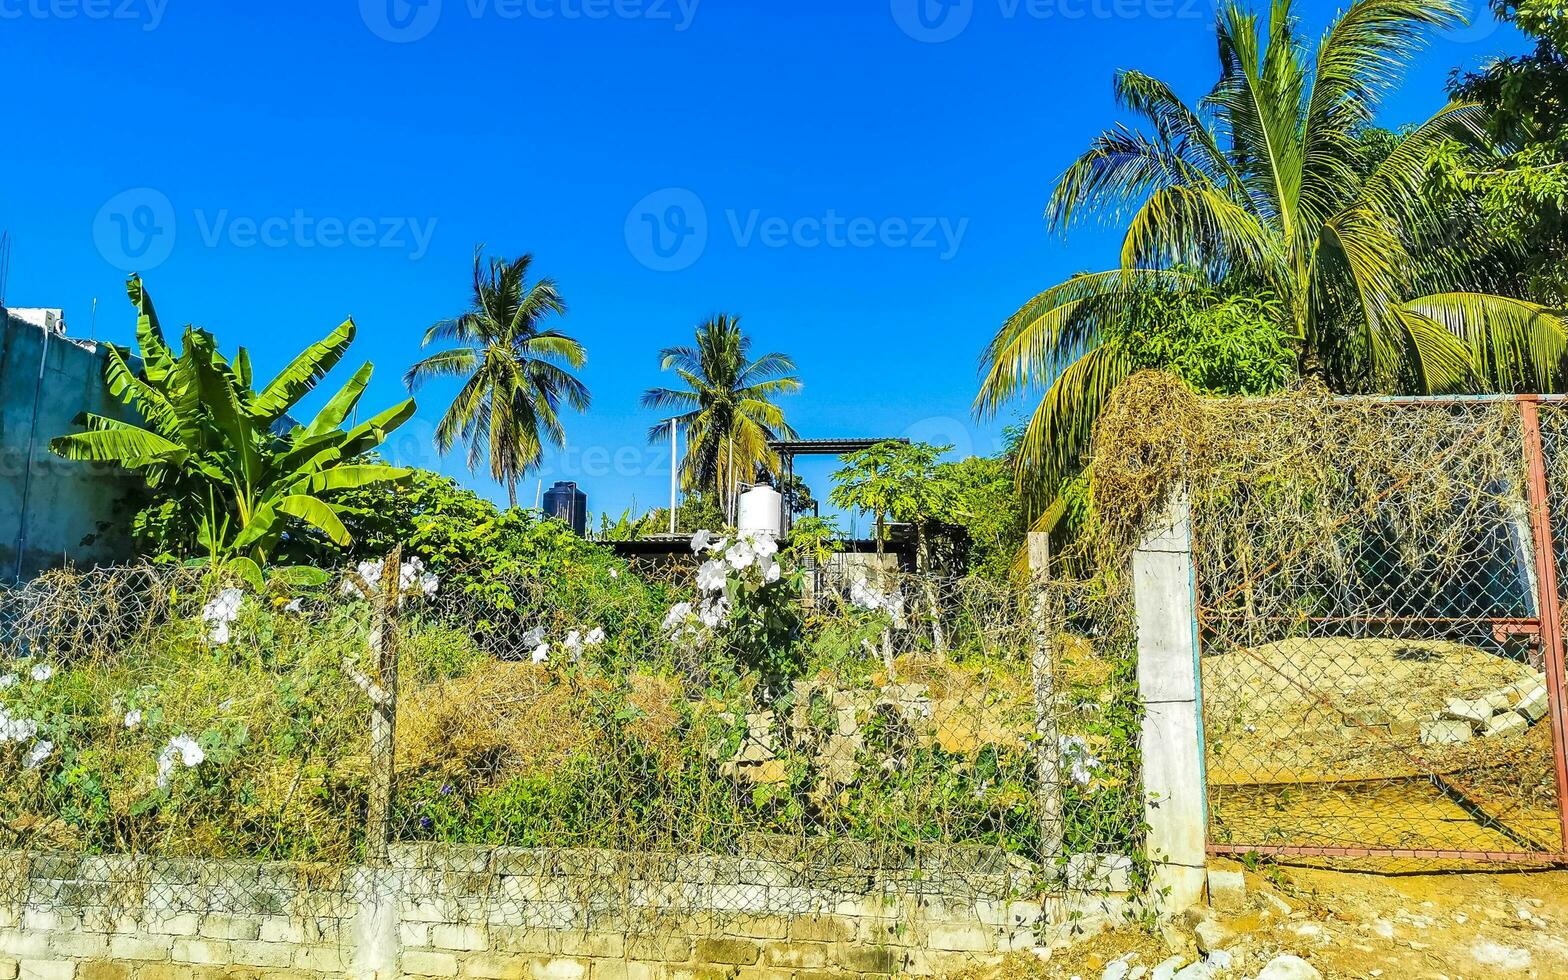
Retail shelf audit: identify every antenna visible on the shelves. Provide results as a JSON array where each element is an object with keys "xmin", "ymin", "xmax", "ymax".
[
  {"xmin": 90, "ymin": 297, "xmax": 98, "ymax": 342},
  {"xmin": 0, "ymin": 232, "xmax": 11, "ymax": 308}
]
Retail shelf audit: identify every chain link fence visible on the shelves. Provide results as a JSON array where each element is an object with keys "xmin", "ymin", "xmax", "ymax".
[
  {"xmin": 1191, "ymin": 395, "xmax": 1567, "ymax": 867},
  {"xmin": 0, "ymin": 549, "xmax": 1148, "ymax": 947}
]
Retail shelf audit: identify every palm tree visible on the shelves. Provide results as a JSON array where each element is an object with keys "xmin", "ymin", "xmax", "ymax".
[
  {"xmin": 976, "ymin": 0, "xmax": 1568, "ymax": 496},
  {"xmin": 406, "ymin": 252, "xmax": 590, "ymax": 508},
  {"xmin": 642, "ymin": 315, "xmax": 801, "ymax": 517}
]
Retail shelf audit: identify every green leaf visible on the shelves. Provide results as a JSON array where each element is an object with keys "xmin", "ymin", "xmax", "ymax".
[{"xmin": 250, "ymin": 319, "xmax": 357, "ymax": 421}]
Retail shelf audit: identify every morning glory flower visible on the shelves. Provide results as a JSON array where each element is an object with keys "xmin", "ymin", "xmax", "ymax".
[
  {"xmin": 124, "ymin": 710, "xmax": 142, "ymax": 729},
  {"xmin": 521, "ymin": 625, "xmax": 547, "ymax": 648},
  {"xmin": 156, "ymin": 734, "xmax": 206, "ymax": 789},
  {"xmin": 201, "ymin": 589, "xmax": 244, "ymax": 645},
  {"xmin": 690, "ymin": 530, "xmax": 716, "ymax": 553},
  {"xmin": 585, "ymin": 627, "xmax": 606, "ymax": 646},
  {"xmin": 530, "ymin": 643, "xmax": 550, "ymax": 665},
  {"xmin": 29, "ymin": 664, "xmax": 54, "ymax": 683},
  {"xmin": 1058, "ymin": 735, "xmax": 1099, "ymax": 788},
  {"xmin": 0, "ymin": 674, "xmax": 16, "ymax": 691},
  {"xmin": 24, "ymin": 740, "xmax": 54, "ymax": 770},
  {"xmin": 696, "ymin": 559, "xmax": 728, "ymax": 594},
  {"xmin": 662, "ymin": 602, "xmax": 694, "ymax": 631}
]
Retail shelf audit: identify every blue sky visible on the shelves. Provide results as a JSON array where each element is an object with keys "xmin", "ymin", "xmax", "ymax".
[{"xmin": 0, "ymin": 0, "xmax": 1526, "ymax": 530}]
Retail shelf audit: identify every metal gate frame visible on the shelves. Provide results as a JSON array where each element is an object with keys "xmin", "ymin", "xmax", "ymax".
[{"xmin": 1198, "ymin": 394, "xmax": 1568, "ymax": 864}]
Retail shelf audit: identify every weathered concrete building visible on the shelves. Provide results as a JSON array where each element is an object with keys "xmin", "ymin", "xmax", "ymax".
[{"xmin": 0, "ymin": 307, "xmax": 142, "ymax": 580}]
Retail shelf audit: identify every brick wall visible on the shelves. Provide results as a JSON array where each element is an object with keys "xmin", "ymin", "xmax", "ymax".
[{"xmin": 0, "ymin": 847, "xmax": 1134, "ymax": 979}]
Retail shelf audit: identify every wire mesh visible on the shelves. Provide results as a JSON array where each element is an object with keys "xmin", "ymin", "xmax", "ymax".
[
  {"xmin": 0, "ymin": 548, "xmax": 1147, "ymax": 948},
  {"xmin": 1191, "ymin": 396, "xmax": 1566, "ymax": 866}
]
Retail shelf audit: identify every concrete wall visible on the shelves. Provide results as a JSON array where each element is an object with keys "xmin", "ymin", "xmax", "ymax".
[
  {"xmin": 0, "ymin": 310, "xmax": 142, "ymax": 580},
  {"xmin": 0, "ymin": 847, "xmax": 1135, "ymax": 980}
]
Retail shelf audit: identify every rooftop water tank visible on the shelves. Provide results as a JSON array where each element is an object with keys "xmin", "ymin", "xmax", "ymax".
[
  {"xmin": 542, "ymin": 481, "xmax": 588, "ymax": 536},
  {"xmin": 737, "ymin": 484, "xmax": 783, "ymax": 539}
]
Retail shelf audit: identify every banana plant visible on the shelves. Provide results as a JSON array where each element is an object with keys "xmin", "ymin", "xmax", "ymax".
[{"xmin": 51, "ymin": 276, "xmax": 416, "ymax": 579}]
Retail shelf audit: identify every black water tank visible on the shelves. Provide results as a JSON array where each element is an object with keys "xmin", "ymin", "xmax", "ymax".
[{"xmin": 542, "ymin": 481, "xmax": 588, "ymax": 535}]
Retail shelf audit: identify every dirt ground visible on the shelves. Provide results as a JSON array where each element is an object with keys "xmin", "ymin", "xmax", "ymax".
[{"xmin": 984, "ymin": 859, "xmax": 1568, "ymax": 979}]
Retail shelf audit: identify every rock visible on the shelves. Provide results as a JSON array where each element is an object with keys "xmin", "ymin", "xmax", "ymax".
[
  {"xmin": 1151, "ymin": 956, "xmax": 1190, "ymax": 980},
  {"xmin": 1479, "ymin": 688, "xmax": 1515, "ymax": 712},
  {"xmin": 1173, "ymin": 962, "xmax": 1217, "ymax": 979},
  {"xmin": 1441, "ymin": 697, "xmax": 1491, "ymax": 725},
  {"xmin": 1208, "ymin": 868, "xmax": 1247, "ymax": 913},
  {"xmin": 733, "ymin": 712, "xmax": 776, "ymax": 763},
  {"xmin": 1194, "ymin": 917, "xmax": 1232, "ymax": 955},
  {"xmin": 1252, "ymin": 954, "xmax": 1321, "ymax": 980},
  {"xmin": 1102, "ymin": 954, "xmax": 1137, "ymax": 980},
  {"xmin": 1471, "ymin": 939, "xmax": 1532, "ymax": 969},
  {"xmin": 1517, "ymin": 683, "xmax": 1549, "ymax": 723},
  {"xmin": 1205, "ymin": 949, "xmax": 1236, "ymax": 971},
  {"xmin": 1483, "ymin": 711, "xmax": 1527, "ymax": 738},
  {"xmin": 1420, "ymin": 719, "xmax": 1473, "ymax": 745},
  {"xmin": 1258, "ymin": 892, "xmax": 1293, "ymax": 917},
  {"xmin": 1066, "ymin": 852, "xmax": 1134, "ymax": 892}
]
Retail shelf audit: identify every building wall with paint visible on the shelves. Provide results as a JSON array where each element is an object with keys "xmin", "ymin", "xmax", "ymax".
[{"xmin": 0, "ymin": 309, "xmax": 142, "ymax": 580}]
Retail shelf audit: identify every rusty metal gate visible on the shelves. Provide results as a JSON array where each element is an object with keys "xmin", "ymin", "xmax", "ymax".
[{"xmin": 1192, "ymin": 395, "xmax": 1568, "ymax": 865}]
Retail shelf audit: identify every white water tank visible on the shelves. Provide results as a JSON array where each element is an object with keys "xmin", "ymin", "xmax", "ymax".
[{"xmin": 737, "ymin": 485, "xmax": 783, "ymax": 538}]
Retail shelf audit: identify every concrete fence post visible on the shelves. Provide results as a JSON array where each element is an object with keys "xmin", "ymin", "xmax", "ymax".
[
  {"xmin": 1132, "ymin": 493, "xmax": 1208, "ymax": 915},
  {"xmin": 1027, "ymin": 531, "xmax": 1064, "ymax": 868}
]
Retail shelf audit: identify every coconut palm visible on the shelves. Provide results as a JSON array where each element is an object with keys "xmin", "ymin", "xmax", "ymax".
[
  {"xmin": 405, "ymin": 252, "xmax": 590, "ymax": 508},
  {"xmin": 642, "ymin": 315, "xmax": 801, "ymax": 515},
  {"xmin": 976, "ymin": 0, "xmax": 1568, "ymax": 495}
]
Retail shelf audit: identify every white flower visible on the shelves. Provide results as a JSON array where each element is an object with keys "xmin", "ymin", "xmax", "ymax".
[
  {"xmin": 156, "ymin": 735, "xmax": 205, "ymax": 789},
  {"xmin": 0, "ymin": 674, "xmax": 16, "ymax": 691},
  {"xmin": 345, "ymin": 557, "xmax": 437, "ymax": 603},
  {"xmin": 563, "ymin": 630, "xmax": 583, "ymax": 658},
  {"xmin": 585, "ymin": 627, "xmax": 606, "ymax": 646},
  {"xmin": 29, "ymin": 663, "xmax": 54, "ymax": 683},
  {"xmin": 530, "ymin": 644, "xmax": 550, "ymax": 665},
  {"xmin": 521, "ymin": 625, "xmax": 547, "ymax": 649},
  {"xmin": 283, "ymin": 598, "xmax": 304, "ymax": 615},
  {"xmin": 24, "ymin": 740, "xmax": 54, "ymax": 770},
  {"xmin": 690, "ymin": 530, "xmax": 716, "ymax": 554},
  {"xmin": 1058, "ymin": 735, "xmax": 1099, "ymax": 788},
  {"xmin": 758, "ymin": 554, "xmax": 781, "ymax": 584},
  {"xmin": 609, "ymin": 568, "xmax": 620, "ymax": 579},
  {"xmin": 0, "ymin": 706, "xmax": 38, "ymax": 744},
  {"xmin": 697, "ymin": 596, "xmax": 730, "ymax": 628},
  {"xmin": 750, "ymin": 534, "xmax": 778, "ymax": 559},
  {"xmin": 123, "ymin": 710, "xmax": 142, "ymax": 730},
  {"xmin": 201, "ymin": 588, "xmax": 244, "ymax": 645},
  {"xmin": 724, "ymin": 538, "xmax": 755, "ymax": 571},
  {"xmin": 662, "ymin": 602, "xmax": 694, "ymax": 631},
  {"xmin": 696, "ymin": 559, "xmax": 729, "ymax": 594}
]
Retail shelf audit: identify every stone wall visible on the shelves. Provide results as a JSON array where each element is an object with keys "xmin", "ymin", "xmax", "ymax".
[{"xmin": 0, "ymin": 846, "xmax": 1135, "ymax": 979}]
